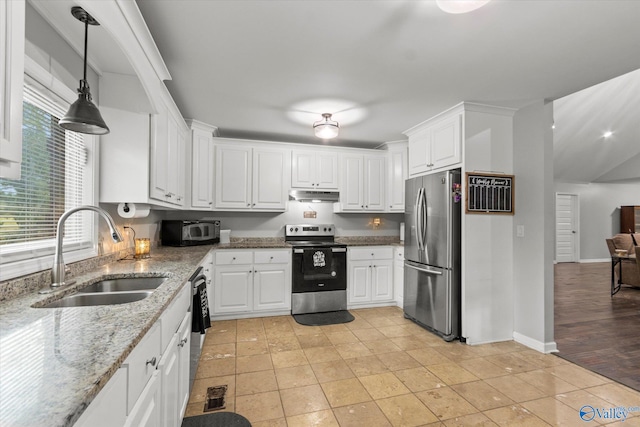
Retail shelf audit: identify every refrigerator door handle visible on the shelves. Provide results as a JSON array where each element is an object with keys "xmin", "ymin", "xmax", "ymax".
[
  {"xmin": 414, "ymin": 188, "xmax": 423, "ymax": 251},
  {"xmin": 421, "ymin": 186, "xmax": 428, "ymax": 262},
  {"xmin": 404, "ymin": 261, "xmax": 443, "ymax": 275}
]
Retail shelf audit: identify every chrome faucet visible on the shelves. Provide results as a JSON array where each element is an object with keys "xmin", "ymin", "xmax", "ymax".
[{"xmin": 50, "ymin": 205, "xmax": 124, "ymax": 288}]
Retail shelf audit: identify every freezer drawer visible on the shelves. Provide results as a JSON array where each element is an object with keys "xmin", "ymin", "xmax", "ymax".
[{"xmin": 403, "ymin": 261, "xmax": 458, "ymax": 341}]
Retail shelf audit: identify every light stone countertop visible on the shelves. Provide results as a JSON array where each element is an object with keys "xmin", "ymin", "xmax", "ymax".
[{"xmin": 0, "ymin": 236, "xmax": 401, "ymax": 426}]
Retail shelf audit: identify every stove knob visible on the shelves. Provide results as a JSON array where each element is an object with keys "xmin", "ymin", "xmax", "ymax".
[
  {"xmin": 323, "ymin": 227, "xmax": 327, "ymax": 232},
  {"xmin": 295, "ymin": 227, "xmax": 299, "ymax": 232},
  {"xmin": 289, "ymin": 227, "xmax": 293, "ymax": 232},
  {"xmin": 328, "ymin": 227, "xmax": 332, "ymax": 232}
]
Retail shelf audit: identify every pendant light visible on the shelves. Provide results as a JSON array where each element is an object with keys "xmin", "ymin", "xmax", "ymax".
[
  {"xmin": 313, "ymin": 113, "xmax": 339, "ymax": 139},
  {"xmin": 59, "ymin": 7, "xmax": 110, "ymax": 135}
]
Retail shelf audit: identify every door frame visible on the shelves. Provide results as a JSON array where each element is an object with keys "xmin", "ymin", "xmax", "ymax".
[{"xmin": 555, "ymin": 192, "xmax": 580, "ymax": 263}]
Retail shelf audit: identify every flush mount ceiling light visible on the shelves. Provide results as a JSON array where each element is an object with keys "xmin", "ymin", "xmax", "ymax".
[
  {"xmin": 59, "ymin": 7, "xmax": 110, "ymax": 135},
  {"xmin": 603, "ymin": 131, "xmax": 613, "ymax": 138},
  {"xmin": 437, "ymin": 0, "xmax": 491, "ymax": 14},
  {"xmin": 313, "ymin": 113, "xmax": 339, "ymax": 140}
]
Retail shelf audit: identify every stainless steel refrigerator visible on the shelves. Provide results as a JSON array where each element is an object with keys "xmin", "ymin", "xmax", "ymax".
[{"xmin": 404, "ymin": 169, "xmax": 462, "ymax": 341}]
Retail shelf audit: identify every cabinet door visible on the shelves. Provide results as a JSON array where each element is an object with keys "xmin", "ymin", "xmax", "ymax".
[
  {"xmin": 408, "ymin": 127, "xmax": 430, "ymax": 177},
  {"xmin": 253, "ymin": 147, "xmax": 288, "ymax": 210},
  {"xmin": 371, "ymin": 261, "xmax": 393, "ymax": 301},
  {"xmin": 159, "ymin": 333, "xmax": 180, "ymax": 427},
  {"xmin": 0, "ymin": 0, "xmax": 25, "ymax": 179},
  {"xmin": 341, "ymin": 155, "xmax": 363, "ymax": 210},
  {"xmin": 74, "ymin": 368, "xmax": 127, "ymax": 427},
  {"xmin": 291, "ymin": 150, "xmax": 316, "ymax": 188},
  {"xmin": 364, "ymin": 155, "xmax": 386, "ymax": 211},
  {"xmin": 150, "ymin": 102, "xmax": 170, "ymax": 201},
  {"xmin": 394, "ymin": 248, "xmax": 404, "ymax": 306},
  {"xmin": 177, "ymin": 312, "xmax": 191, "ymax": 420},
  {"xmin": 430, "ymin": 114, "xmax": 461, "ymax": 170},
  {"xmin": 387, "ymin": 147, "xmax": 407, "ymax": 212},
  {"xmin": 253, "ymin": 264, "xmax": 291, "ymax": 311},
  {"xmin": 348, "ymin": 260, "xmax": 371, "ymax": 304},
  {"xmin": 215, "ymin": 145, "xmax": 252, "ymax": 209},
  {"xmin": 166, "ymin": 116, "xmax": 185, "ymax": 206},
  {"xmin": 213, "ymin": 266, "xmax": 253, "ymax": 313},
  {"xmin": 191, "ymin": 128, "xmax": 214, "ymax": 209},
  {"xmin": 124, "ymin": 372, "xmax": 161, "ymax": 427},
  {"xmin": 315, "ymin": 152, "xmax": 339, "ymax": 189}
]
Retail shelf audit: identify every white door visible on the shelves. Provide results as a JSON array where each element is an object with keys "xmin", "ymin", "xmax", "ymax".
[
  {"xmin": 364, "ymin": 155, "xmax": 386, "ymax": 211},
  {"xmin": 253, "ymin": 264, "xmax": 290, "ymax": 311},
  {"xmin": 348, "ymin": 261, "xmax": 371, "ymax": 303},
  {"xmin": 371, "ymin": 261, "xmax": 393, "ymax": 301},
  {"xmin": 430, "ymin": 114, "xmax": 461, "ymax": 170},
  {"xmin": 315, "ymin": 152, "xmax": 339, "ymax": 189},
  {"xmin": 253, "ymin": 147, "xmax": 287, "ymax": 210},
  {"xmin": 291, "ymin": 150, "xmax": 316, "ymax": 188},
  {"xmin": 341, "ymin": 155, "xmax": 363, "ymax": 210},
  {"xmin": 555, "ymin": 193, "xmax": 579, "ymax": 263},
  {"xmin": 214, "ymin": 266, "xmax": 252, "ymax": 313},
  {"xmin": 215, "ymin": 145, "xmax": 251, "ymax": 209},
  {"xmin": 191, "ymin": 129, "xmax": 214, "ymax": 208}
]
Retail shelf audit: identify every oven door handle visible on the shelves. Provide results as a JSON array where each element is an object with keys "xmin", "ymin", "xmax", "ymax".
[{"xmin": 293, "ymin": 247, "xmax": 346, "ymax": 253}]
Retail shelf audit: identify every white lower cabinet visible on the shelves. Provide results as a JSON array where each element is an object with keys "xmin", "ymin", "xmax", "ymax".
[
  {"xmin": 125, "ymin": 371, "xmax": 161, "ymax": 427},
  {"xmin": 160, "ymin": 311, "xmax": 191, "ymax": 427},
  {"xmin": 348, "ymin": 246, "xmax": 394, "ymax": 307},
  {"xmin": 212, "ymin": 249, "xmax": 291, "ymax": 317},
  {"xmin": 394, "ymin": 247, "xmax": 405, "ymax": 307},
  {"xmin": 74, "ymin": 368, "xmax": 127, "ymax": 427}
]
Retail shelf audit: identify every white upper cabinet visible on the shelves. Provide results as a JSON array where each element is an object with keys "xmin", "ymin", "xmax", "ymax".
[
  {"xmin": 338, "ymin": 153, "xmax": 386, "ymax": 212},
  {"xmin": 291, "ymin": 150, "xmax": 338, "ymax": 189},
  {"xmin": 0, "ymin": 0, "xmax": 25, "ymax": 179},
  {"xmin": 187, "ymin": 120, "xmax": 216, "ymax": 209},
  {"xmin": 386, "ymin": 142, "xmax": 407, "ymax": 212},
  {"xmin": 214, "ymin": 140, "xmax": 289, "ymax": 211},
  {"xmin": 404, "ymin": 106, "xmax": 462, "ymax": 177}
]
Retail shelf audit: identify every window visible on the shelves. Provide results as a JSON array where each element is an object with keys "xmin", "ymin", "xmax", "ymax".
[{"xmin": 0, "ymin": 58, "xmax": 97, "ymax": 281}]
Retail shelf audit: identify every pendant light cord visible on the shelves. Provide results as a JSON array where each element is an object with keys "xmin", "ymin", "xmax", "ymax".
[{"xmin": 83, "ymin": 18, "xmax": 89, "ymax": 85}]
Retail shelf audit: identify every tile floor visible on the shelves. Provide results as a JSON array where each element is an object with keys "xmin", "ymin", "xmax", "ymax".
[{"xmin": 185, "ymin": 306, "xmax": 640, "ymax": 426}]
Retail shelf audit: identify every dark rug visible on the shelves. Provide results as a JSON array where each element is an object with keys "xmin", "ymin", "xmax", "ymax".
[
  {"xmin": 181, "ymin": 412, "xmax": 251, "ymax": 427},
  {"xmin": 293, "ymin": 310, "xmax": 355, "ymax": 326}
]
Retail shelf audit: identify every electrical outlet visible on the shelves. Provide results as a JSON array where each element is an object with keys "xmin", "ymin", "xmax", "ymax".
[
  {"xmin": 517, "ymin": 225, "xmax": 525, "ymax": 238},
  {"xmin": 303, "ymin": 211, "xmax": 317, "ymax": 219}
]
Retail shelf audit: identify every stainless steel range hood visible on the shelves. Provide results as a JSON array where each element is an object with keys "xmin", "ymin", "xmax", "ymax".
[{"xmin": 289, "ymin": 190, "xmax": 339, "ymax": 203}]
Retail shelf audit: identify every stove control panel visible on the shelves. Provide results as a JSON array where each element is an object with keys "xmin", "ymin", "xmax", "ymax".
[{"xmin": 285, "ymin": 224, "xmax": 335, "ymax": 237}]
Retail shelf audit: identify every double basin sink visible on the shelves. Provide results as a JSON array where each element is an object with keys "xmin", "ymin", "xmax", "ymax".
[{"xmin": 39, "ymin": 277, "xmax": 168, "ymax": 308}]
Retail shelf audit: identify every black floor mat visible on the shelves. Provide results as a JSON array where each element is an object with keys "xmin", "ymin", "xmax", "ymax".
[
  {"xmin": 293, "ymin": 310, "xmax": 355, "ymax": 326},
  {"xmin": 181, "ymin": 412, "xmax": 251, "ymax": 427}
]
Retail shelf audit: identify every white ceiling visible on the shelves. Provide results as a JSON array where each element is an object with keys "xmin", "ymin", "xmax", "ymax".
[{"xmin": 31, "ymin": 0, "xmax": 640, "ymax": 183}]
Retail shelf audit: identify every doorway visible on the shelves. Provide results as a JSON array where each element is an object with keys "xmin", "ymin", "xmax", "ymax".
[{"xmin": 555, "ymin": 193, "xmax": 579, "ymax": 263}]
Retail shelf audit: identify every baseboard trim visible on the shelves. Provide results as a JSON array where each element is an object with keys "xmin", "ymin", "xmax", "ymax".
[
  {"xmin": 579, "ymin": 258, "xmax": 610, "ymax": 263},
  {"xmin": 513, "ymin": 332, "xmax": 558, "ymax": 353}
]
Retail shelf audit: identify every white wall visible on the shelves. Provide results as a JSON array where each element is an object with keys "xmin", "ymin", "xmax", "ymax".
[
  {"xmin": 512, "ymin": 101, "xmax": 557, "ymax": 353},
  {"xmin": 555, "ymin": 180, "xmax": 640, "ymax": 261}
]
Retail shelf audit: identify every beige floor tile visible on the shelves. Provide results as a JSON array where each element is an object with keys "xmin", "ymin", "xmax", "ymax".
[
  {"xmin": 333, "ymin": 401, "xmax": 393, "ymax": 427},
  {"xmin": 377, "ymin": 393, "xmax": 439, "ymax": 426},
  {"xmin": 367, "ymin": 316, "xmax": 398, "ymax": 328},
  {"xmin": 416, "ymin": 387, "xmax": 478, "ymax": 421},
  {"xmin": 237, "ymin": 328, "xmax": 267, "ymax": 342},
  {"xmin": 345, "ymin": 317, "xmax": 375, "ymax": 331},
  {"xmin": 390, "ymin": 335, "xmax": 431, "ymax": 351},
  {"xmin": 286, "ymin": 409, "xmax": 340, "ymax": 427},
  {"xmin": 251, "ymin": 418, "xmax": 287, "ymax": 427},
  {"xmin": 458, "ymin": 358, "xmax": 508, "ymax": 380},
  {"xmin": 236, "ymin": 317, "xmax": 264, "ymax": 329},
  {"xmin": 432, "ymin": 343, "xmax": 481, "ymax": 362},
  {"xmin": 207, "ymin": 319, "xmax": 237, "ymax": 333},
  {"xmin": 195, "ymin": 357, "xmax": 236, "ymax": 378},
  {"xmin": 236, "ymin": 353, "xmax": 273, "ymax": 373},
  {"xmin": 394, "ymin": 366, "xmax": 447, "ymax": 392},
  {"xmin": 484, "ymin": 375, "xmax": 547, "ymax": 403},
  {"xmin": 279, "ymin": 384, "xmax": 330, "ymax": 416},
  {"xmin": 189, "ymin": 374, "xmax": 236, "ymax": 404},
  {"xmin": 407, "ymin": 348, "xmax": 451, "ymax": 366},
  {"xmin": 335, "ymin": 342, "xmax": 374, "ymax": 359},
  {"xmin": 585, "ymin": 383, "xmax": 640, "ymax": 408},
  {"xmin": 235, "ymin": 390, "xmax": 284, "ymax": 423},
  {"xmin": 521, "ymin": 397, "xmax": 582, "ymax": 426},
  {"xmin": 326, "ymin": 330, "xmax": 360, "ymax": 345},
  {"xmin": 344, "ymin": 355, "xmax": 390, "ymax": 377},
  {"xmin": 207, "ymin": 329, "xmax": 237, "ymax": 344},
  {"xmin": 321, "ymin": 377, "xmax": 372, "ymax": 407},
  {"xmin": 292, "ymin": 324, "xmax": 323, "ymax": 335},
  {"xmin": 236, "ymin": 340, "xmax": 269, "ymax": 356},
  {"xmin": 353, "ymin": 327, "xmax": 388, "ymax": 342},
  {"xmin": 554, "ymin": 389, "xmax": 618, "ymax": 413},
  {"xmin": 275, "ymin": 364, "xmax": 318, "ymax": 389},
  {"xmin": 515, "ymin": 369, "xmax": 579, "ymax": 395},
  {"xmin": 320, "ymin": 324, "xmax": 350, "ymax": 333},
  {"xmin": 426, "ymin": 363, "xmax": 480, "ymax": 385},
  {"xmin": 451, "ymin": 381, "xmax": 514, "ymax": 411},
  {"xmin": 364, "ymin": 339, "xmax": 403, "ymax": 354},
  {"xmin": 303, "ymin": 346, "xmax": 342, "ymax": 363},
  {"xmin": 359, "ymin": 372, "xmax": 412, "ymax": 399},
  {"xmin": 377, "ymin": 350, "xmax": 422, "ymax": 371},
  {"xmin": 378, "ymin": 325, "xmax": 414, "ymax": 338},
  {"xmin": 544, "ymin": 364, "xmax": 610, "ymax": 389},
  {"xmin": 311, "ymin": 359, "xmax": 355, "ymax": 383},
  {"xmin": 485, "ymin": 353, "xmax": 539, "ymax": 375},
  {"xmin": 604, "ymin": 419, "xmax": 640, "ymax": 427},
  {"xmin": 510, "ymin": 349, "xmax": 567, "ymax": 368},
  {"xmin": 411, "ymin": 329, "xmax": 450, "ymax": 346},
  {"xmin": 483, "ymin": 405, "xmax": 550, "ymax": 427},
  {"xmin": 443, "ymin": 412, "xmax": 499, "ymax": 426},
  {"xmin": 297, "ymin": 333, "xmax": 331, "ymax": 349},
  {"xmin": 271, "ymin": 349, "xmax": 308, "ymax": 368},
  {"xmin": 199, "ymin": 343, "xmax": 236, "ymax": 361},
  {"xmin": 267, "ymin": 334, "xmax": 302, "ymax": 353},
  {"xmin": 235, "ymin": 369, "xmax": 278, "ymax": 396}
]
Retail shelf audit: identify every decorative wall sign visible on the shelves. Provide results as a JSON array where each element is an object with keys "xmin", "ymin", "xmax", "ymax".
[{"xmin": 466, "ymin": 172, "xmax": 514, "ymax": 215}]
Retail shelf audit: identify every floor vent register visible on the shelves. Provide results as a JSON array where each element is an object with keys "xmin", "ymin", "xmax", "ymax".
[{"xmin": 204, "ymin": 385, "xmax": 227, "ymax": 412}]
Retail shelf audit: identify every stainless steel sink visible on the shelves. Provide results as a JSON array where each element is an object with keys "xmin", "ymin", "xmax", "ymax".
[
  {"xmin": 40, "ymin": 291, "xmax": 153, "ymax": 308},
  {"xmin": 78, "ymin": 277, "xmax": 168, "ymax": 293}
]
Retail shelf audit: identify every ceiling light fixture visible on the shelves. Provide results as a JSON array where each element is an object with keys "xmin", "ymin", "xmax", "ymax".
[
  {"xmin": 313, "ymin": 113, "xmax": 339, "ymax": 139},
  {"xmin": 603, "ymin": 131, "xmax": 613, "ymax": 138},
  {"xmin": 59, "ymin": 7, "xmax": 110, "ymax": 135},
  {"xmin": 437, "ymin": 0, "xmax": 491, "ymax": 14}
]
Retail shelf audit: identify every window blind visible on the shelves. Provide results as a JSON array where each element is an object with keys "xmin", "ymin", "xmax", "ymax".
[{"xmin": 0, "ymin": 83, "xmax": 89, "ymax": 253}]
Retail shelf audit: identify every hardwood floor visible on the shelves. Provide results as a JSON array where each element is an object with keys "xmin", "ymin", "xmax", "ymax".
[{"xmin": 555, "ymin": 261, "xmax": 640, "ymax": 391}]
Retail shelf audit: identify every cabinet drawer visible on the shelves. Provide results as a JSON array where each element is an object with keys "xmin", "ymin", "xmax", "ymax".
[
  {"xmin": 160, "ymin": 283, "xmax": 190, "ymax": 353},
  {"xmin": 349, "ymin": 246, "xmax": 394, "ymax": 261},
  {"xmin": 215, "ymin": 251, "xmax": 253, "ymax": 265},
  {"xmin": 254, "ymin": 250, "xmax": 290, "ymax": 264},
  {"xmin": 123, "ymin": 321, "xmax": 161, "ymax": 413}
]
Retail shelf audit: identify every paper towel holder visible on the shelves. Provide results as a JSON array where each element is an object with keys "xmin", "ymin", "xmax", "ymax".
[{"xmin": 123, "ymin": 203, "xmax": 130, "ymax": 213}]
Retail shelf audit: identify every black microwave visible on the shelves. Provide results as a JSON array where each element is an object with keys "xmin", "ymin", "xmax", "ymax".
[{"xmin": 161, "ymin": 220, "xmax": 220, "ymax": 246}]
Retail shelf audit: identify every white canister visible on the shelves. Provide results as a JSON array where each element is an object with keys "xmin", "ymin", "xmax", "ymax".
[
  {"xmin": 400, "ymin": 222, "xmax": 405, "ymax": 241},
  {"xmin": 220, "ymin": 229, "xmax": 231, "ymax": 244}
]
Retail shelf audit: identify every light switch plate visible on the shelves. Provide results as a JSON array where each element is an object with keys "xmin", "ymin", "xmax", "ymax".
[{"xmin": 516, "ymin": 225, "xmax": 525, "ymax": 237}]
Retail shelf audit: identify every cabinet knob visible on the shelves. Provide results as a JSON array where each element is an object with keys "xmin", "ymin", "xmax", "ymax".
[
  {"xmin": 247, "ymin": 203, "xmax": 251, "ymax": 206},
  {"xmin": 146, "ymin": 357, "xmax": 157, "ymax": 367},
  {"xmin": 252, "ymin": 203, "xmax": 256, "ymax": 206},
  {"xmin": 165, "ymin": 193, "xmax": 172, "ymax": 198},
  {"xmin": 366, "ymin": 205, "xmax": 368, "ymax": 208},
  {"xmin": 209, "ymin": 202, "xmax": 213, "ymax": 205},
  {"xmin": 270, "ymin": 256, "xmax": 274, "ymax": 259},
  {"xmin": 361, "ymin": 205, "xmax": 364, "ymax": 208}
]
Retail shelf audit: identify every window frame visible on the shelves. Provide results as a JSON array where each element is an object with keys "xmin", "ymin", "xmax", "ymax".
[{"xmin": 0, "ymin": 56, "xmax": 99, "ymax": 281}]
